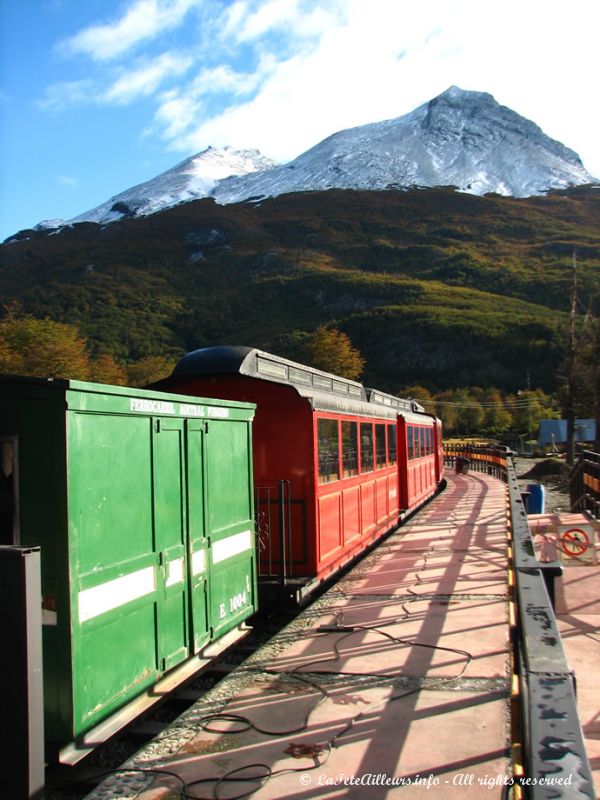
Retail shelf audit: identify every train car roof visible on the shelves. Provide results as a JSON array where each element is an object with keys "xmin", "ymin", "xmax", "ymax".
[
  {"xmin": 171, "ymin": 346, "xmax": 424, "ymax": 420},
  {"xmin": 365, "ymin": 387, "xmax": 424, "ymax": 414}
]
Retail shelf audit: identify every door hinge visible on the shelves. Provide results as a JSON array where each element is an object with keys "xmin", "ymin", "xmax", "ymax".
[{"xmin": 155, "ymin": 419, "xmax": 161, "ymax": 433}]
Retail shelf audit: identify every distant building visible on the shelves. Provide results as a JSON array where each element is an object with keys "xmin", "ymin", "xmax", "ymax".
[{"xmin": 537, "ymin": 419, "xmax": 596, "ymax": 448}]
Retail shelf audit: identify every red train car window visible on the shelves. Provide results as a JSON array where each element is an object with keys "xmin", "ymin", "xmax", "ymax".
[
  {"xmin": 388, "ymin": 425, "xmax": 397, "ymax": 465},
  {"xmin": 318, "ymin": 418, "xmax": 340, "ymax": 483},
  {"xmin": 375, "ymin": 424, "xmax": 386, "ymax": 469},
  {"xmin": 360, "ymin": 423, "xmax": 374, "ymax": 473},
  {"xmin": 342, "ymin": 421, "xmax": 359, "ymax": 478}
]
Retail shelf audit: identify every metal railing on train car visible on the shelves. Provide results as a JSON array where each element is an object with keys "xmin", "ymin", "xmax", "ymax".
[
  {"xmin": 255, "ymin": 482, "xmax": 307, "ymax": 588},
  {"xmin": 444, "ymin": 444, "xmax": 596, "ymax": 798},
  {"xmin": 255, "ymin": 481, "xmax": 293, "ymax": 585},
  {"xmin": 570, "ymin": 450, "xmax": 600, "ymax": 520}
]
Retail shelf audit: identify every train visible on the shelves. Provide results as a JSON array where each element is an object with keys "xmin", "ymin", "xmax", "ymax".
[
  {"xmin": 0, "ymin": 346, "xmax": 443, "ymax": 762},
  {"xmin": 153, "ymin": 346, "xmax": 445, "ymax": 604}
]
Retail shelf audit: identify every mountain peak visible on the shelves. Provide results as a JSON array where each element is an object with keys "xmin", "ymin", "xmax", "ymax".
[
  {"xmin": 213, "ymin": 88, "xmax": 594, "ymax": 203},
  {"xmin": 68, "ymin": 146, "xmax": 279, "ymax": 226},
  {"xmin": 437, "ymin": 84, "xmax": 471, "ymax": 99},
  {"xmin": 51, "ymin": 88, "xmax": 596, "ymax": 230},
  {"xmin": 437, "ymin": 85, "xmax": 487, "ymax": 99}
]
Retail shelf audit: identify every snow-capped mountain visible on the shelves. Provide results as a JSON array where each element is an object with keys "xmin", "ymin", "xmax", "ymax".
[
  {"xmin": 37, "ymin": 87, "xmax": 595, "ymax": 231},
  {"xmin": 67, "ymin": 146, "xmax": 278, "ymax": 225},
  {"xmin": 214, "ymin": 86, "xmax": 594, "ymax": 203}
]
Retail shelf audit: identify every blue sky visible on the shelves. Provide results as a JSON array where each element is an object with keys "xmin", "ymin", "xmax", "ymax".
[{"xmin": 1, "ymin": 0, "xmax": 599, "ymax": 241}]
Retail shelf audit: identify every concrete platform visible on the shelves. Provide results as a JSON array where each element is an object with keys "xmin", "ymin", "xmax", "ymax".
[{"xmin": 87, "ymin": 473, "xmax": 514, "ymax": 799}]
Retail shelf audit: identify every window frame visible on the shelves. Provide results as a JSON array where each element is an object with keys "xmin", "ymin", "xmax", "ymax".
[
  {"xmin": 317, "ymin": 417, "xmax": 340, "ymax": 484},
  {"xmin": 341, "ymin": 420, "xmax": 359, "ymax": 478},
  {"xmin": 360, "ymin": 421, "xmax": 374, "ymax": 474},
  {"xmin": 316, "ymin": 414, "xmax": 398, "ymax": 484},
  {"xmin": 375, "ymin": 423, "xmax": 387, "ymax": 469}
]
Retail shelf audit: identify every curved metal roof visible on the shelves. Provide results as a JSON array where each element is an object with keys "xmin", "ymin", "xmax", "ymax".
[{"xmin": 172, "ymin": 345, "xmax": 434, "ymax": 421}]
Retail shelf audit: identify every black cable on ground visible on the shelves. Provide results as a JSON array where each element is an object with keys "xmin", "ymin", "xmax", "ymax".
[
  {"xmin": 67, "ymin": 610, "xmax": 477, "ymax": 799},
  {"xmin": 173, "ymin": 613, "xmax": 475, "ymax": 798}
]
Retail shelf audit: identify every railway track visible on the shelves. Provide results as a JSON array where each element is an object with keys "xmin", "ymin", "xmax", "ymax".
[
  {"xmin": 44, "ymin": 609, "xmax": 297, "ymax": 800},
  {"xmin": 46, "ymin": 472, "xmax": 515, "ymax": 800}
]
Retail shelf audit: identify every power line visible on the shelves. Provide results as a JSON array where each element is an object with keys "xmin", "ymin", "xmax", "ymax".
[{"xmin": 413, "ymin": 398, "xmax": 556, "ymax": 409}]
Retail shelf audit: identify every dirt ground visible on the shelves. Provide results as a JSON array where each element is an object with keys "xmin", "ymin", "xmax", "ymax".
[{"xmin": 512, "ymin": 455, "xmax": 571, "ymax": 513}]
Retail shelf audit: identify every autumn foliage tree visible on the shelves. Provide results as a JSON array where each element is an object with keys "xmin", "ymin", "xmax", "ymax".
[
  {"xmin": 0, "ymin": 304, "xmax": 176, "ymax": 386},
  {"xmin": 126, "ymin": 355, "xmax": 177, "ymax": 387},
  {"xmin": 0, "ymin": 304, "xmax": 90, "ymax": 379},
  {"xmin": 89, "ymin": 353, "xmax": 128, "ymax": 385},
  {"xmin": 303, "ymin": 325, "xmax": 365, "ymax": 380}
]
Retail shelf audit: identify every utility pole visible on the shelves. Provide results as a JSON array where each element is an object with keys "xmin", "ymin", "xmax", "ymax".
[{"xmin": 565, "ymin": 250, "xmax": 577, "ymax": 465}]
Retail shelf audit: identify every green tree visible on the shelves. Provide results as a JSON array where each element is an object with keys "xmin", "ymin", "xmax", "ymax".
[
  {"xmin": 303, "ymin": 325, "xmax": 365, "ymax": 380},
  {"xmin": 453, "ymin": 388, "xmax": 485, "ymax": 434},
  {"xmin": 434, "ymin": 390, "xmax": 461, "ymax": 435},
  {"xmin": 0, "ymin": 304, "xmax": 90, "ymax": 379},
  {"xmin": 273, "ymin": 330, "xmax": 310, "ymax": 364},
  {"xmin": 507, "ymin": 389, "xmax": 555, "ymax": 437},
  {"xmin": 576, "ymin": 313, "xmax": 600, "ymax": 450},
  {"xmin": 483, "ymin": 389, "xmax": 513, "ymax": 434}
]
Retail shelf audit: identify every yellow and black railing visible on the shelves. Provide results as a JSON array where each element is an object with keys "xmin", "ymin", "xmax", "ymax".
[
  {"xmin": 570, "ymin": 450, "xmax": 600, "ymax": 520},
  {"xmin": 444, "ymin": 443, "xmax": 596, "ymax": 798},
  {"xmin": 444, "ymin": 442, "xmax": 508, "ymax": 480}
]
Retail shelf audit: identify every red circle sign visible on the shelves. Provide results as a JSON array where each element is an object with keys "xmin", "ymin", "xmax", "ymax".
[{"xmin": 559, "ymin": 528, "xmax": 590, "ymax": 557}]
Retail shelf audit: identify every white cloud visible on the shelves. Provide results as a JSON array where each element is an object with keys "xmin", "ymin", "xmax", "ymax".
[
  {"xmin": 175, "ymin": 1, "xmax": 446, "ymax": 159},
  {"xmin": 152, "ymin": 90, "xmax": 202, "ymax": 138},
  {"xmin": 191, "ymin": 53, "xmax": 279, "ymax": 98},
  {"xmin": 39, "ymin": 52, "xmax": 192, "ymax": 112},
  {"xmin": 45, "ymin": 0, "xmax": 600, "ymax": 178},
  {"xmin": 220, "ymin": 1, "xmax": 251, "ymax": 39},
  {"xmin": 165, "ymin": 0, "xmax": 599, "ymax": 177},
  {"xmin": 59, "ymin": 175, "xmax": 79, "ymax": 188},
  {"xmin": 102, "ymin": 52, "xmax": 193, "ymax": 104},
  {"xmin": 61, "ymin": 0, "xmax": 199, "ymax": 61},
  {"xmin": 192, "ymin": 65, "xmax": 256, "ymax": 97},
  {"xmin": 236, "ymin": 0, "xmax": 302, "ymax": 41},
  {"xmin": 38, "ymin": 79, "xmax": 96, "ymax": 112}
]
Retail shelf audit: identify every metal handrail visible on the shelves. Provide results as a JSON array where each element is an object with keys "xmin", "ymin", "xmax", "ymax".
[
  {"xmin": 570, "ymin": 450, "xmax": 600, "ymax": 520},
  {"xmin": 444, "ymin": 442, "xmax": 508, "ymax": 480},
  {"xmin": 443, "ymin": 444, "xmax": 596, "ymax": 798}
]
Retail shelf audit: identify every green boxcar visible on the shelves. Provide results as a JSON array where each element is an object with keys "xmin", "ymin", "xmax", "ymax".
[{"xmin": 0, "ymin": 377, "xmax": 256, "ymax": 749}]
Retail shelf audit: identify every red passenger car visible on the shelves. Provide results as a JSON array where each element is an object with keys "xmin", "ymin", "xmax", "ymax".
[
  {"xmin": 154, "ymin": 346, "xmax": 444, "ymax": 603},
  {"xmin": 366, "ymin": 388, "xmax": 444, "ymax": 511}
]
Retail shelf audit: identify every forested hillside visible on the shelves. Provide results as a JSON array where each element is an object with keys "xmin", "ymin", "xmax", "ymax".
[{"xmin": 1, "ymin": 185, "xmax": 599, "ymax": 393}]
